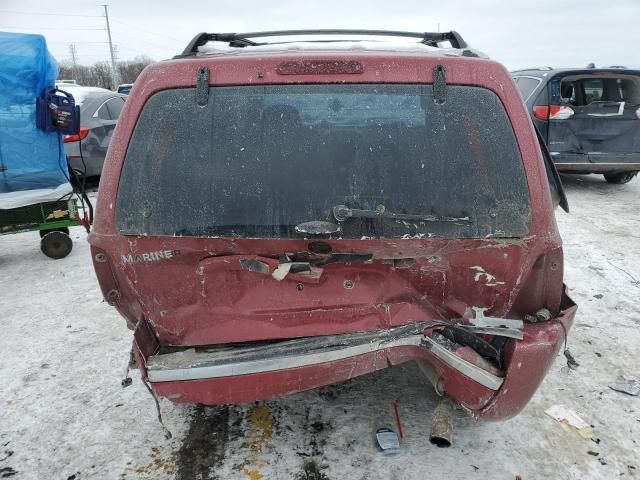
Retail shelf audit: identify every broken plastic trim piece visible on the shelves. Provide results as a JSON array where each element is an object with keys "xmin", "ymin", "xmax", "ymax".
[
  {"xmin": 146, "ymin": 322, "xmax": 505, "ymax": 390},
  {"xmin": 469, "ymin": 316, "xmax": 524, "ymax": 330},
  {"xmin": 421, "ymin": 336, "xmax": 504, "ymax": 390},
  {"xmin": 463, "ymin": 325, "xmax": 523, "ymax": 340}
]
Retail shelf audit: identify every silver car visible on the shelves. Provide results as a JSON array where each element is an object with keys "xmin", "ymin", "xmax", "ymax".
[{"xmin": 59, "ymin": 86, "xmax": 127, "ymax": 179}]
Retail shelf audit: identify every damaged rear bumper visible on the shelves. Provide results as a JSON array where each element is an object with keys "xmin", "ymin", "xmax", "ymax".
[
  {"xmin": 147, "ymin": 322, "xmax": 504, "ymax": 390},
  {"xmin": 552, "ymin": 152, "xmax": 640, "ymax": 172},
  {"xmin": 139, "ymin": 295, "xmax": 577, "ymax": 421}
]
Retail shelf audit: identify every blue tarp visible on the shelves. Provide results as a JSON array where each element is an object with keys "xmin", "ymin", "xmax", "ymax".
[{"xmin": 0, "ymin": 32, "xmax": 68, "ymax": 194}]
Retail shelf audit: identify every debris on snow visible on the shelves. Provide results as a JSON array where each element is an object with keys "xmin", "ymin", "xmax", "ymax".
[
  {"xmin": 608, "ymin": 377, "xmax": 640, "ymax": 396},
  {"xmin": 544, "ymin": 405, "xmax": 594, "ymax": 438},
  {"xmin": 374, "ymin": 427, "xmax": 401, "ymax": 456},
  {"xmin": 563, "ymin": 349, "xmax": 580, "ymax": 370}
]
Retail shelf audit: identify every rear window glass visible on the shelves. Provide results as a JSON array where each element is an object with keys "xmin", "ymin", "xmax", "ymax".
[
  {"xmin": 560, "ymin": 76, "xmax": 640, "ymax": 106},
  {"xmin": 514, "ymin": 77, "xmax": 540, "ymax": 101},
  {"xmin": 106, "ymin": 97, "xmax": 124, "ymax": 119},
  {"xmin": 116, "ymin": 84, "xmax": 531, "ymax": 239}
]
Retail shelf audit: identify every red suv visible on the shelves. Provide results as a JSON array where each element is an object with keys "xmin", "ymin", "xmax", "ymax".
[{"xmin": 90, "ymin": 30, "xmax": 577, "ymax": 440}]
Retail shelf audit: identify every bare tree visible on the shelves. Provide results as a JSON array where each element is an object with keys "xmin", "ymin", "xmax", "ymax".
[
  {"xmin": 117, "ymin": 55, "xmax": 154, "ymax": 84},
  {"xmin": 91, "ymin": 62, "xmax": 114, "ymax": 89},
  {"xmin": 57, "ymin": 56, "xmax": 155, "ymax": 90}
]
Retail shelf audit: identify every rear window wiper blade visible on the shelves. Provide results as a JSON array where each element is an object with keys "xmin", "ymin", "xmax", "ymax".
[{"xmin": 332, "ymin": 205, "xmax": 471, "ymax": 223}]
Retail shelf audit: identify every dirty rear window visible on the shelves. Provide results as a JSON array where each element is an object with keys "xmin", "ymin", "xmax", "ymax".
[{"xmin": 116, "ymin": 84, "xmax": 531, "ymax": 239}]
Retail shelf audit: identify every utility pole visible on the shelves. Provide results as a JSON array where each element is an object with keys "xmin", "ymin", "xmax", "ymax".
[
  {"xmin": 68, "ymin": 43, "xmax": 78, "ymax": 79},
  {"xmin": 102, "ymin": 4, "xmax": 118, "ymax": 89}
]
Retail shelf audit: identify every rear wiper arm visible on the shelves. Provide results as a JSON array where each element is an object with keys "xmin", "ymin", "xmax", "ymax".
[{"xmin": 332, "ymin": 205, "xmax": 471, "ymax": 223}]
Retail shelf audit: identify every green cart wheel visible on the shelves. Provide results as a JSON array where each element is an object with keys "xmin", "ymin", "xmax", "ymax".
[{"xmin": 40, "ymin": 230, "xmax": 73, "ymax": 259}]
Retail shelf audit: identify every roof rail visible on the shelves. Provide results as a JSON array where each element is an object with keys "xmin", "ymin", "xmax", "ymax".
[{"xmin": 175, "ymin": 29, "xmax": 468, "ymax": 58}]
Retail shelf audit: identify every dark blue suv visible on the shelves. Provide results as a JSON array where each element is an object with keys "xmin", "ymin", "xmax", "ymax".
[{"xmin": 512, "ymin": 66, "xmax": 640, "ymax": 183}]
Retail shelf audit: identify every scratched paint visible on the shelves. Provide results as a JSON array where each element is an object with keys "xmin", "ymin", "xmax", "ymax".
[{"xmin": 469, "ymin": 265, "xmax": 506, "ymax": 286}]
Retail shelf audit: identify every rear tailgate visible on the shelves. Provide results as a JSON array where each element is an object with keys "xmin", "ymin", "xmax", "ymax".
[
  {"xmin": 547, "ymin": 71, "xmax": 640, "ymax": 160},
  {"xmin": 108, "ymin": 81, "xmax": 541, "ymax": 347}
]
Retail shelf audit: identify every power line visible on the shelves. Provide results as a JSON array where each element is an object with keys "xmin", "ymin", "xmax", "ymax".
[
  {"xmin": 115, "ymin": 44, "xmax": 158, "ymax": 58},
  {"xmin": 110, "ymin": 18, "xmax": 182, "ymax": 43},
  {"xmin": 0, "ymin": 9, "xmax": 102, "ymax": 17},
  {"xmin": 111, "ymin": 30, "xmax": 174, "ymax": 51}
]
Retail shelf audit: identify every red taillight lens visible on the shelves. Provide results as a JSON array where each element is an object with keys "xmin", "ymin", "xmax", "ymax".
[
  {"xmin": 64, "ymin": 127, "xmax": 89, "ymax": 143},
  {"xmin": 533, "ymin": 105, "xmax": 574, "ymax": 121},
  {"xmin": 533, "ymin": 106, "xmax": 549, "ymax": 120}
]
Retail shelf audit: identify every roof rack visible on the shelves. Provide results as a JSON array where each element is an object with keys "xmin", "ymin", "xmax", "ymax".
[{"xmin": 176, "ymin": 29, "xmax": 468, "ymax": 58}]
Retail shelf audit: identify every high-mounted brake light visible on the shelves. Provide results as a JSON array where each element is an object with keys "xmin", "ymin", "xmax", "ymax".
[
  {"xmin": 63, "ymin": 127, "xmax": 89, "ymax": 143},
  {"xmin": 533, "ymin": 105, "xmax": 575, "ymax": 121}
]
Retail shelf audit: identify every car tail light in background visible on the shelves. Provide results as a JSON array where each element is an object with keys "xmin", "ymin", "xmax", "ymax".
[
  {"xmin": 63, "ymin": 127, "xmax": 89, "ymax": 143},
  {"xmin": 533, "ymin": 105, "xmax": 575, "ymax": 121}
]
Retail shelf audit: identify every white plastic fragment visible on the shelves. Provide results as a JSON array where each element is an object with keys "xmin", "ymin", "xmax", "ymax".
[
  {"xmin": 469, "ymin": 307, "xmax": 524, "ymax": 330},
  {"xmin": 375, "ymin": 427, "xmax": 401, "ymax": 456},
  {"xmin": 545, "ymin": 405, "xmax": 594, "ymax": 438},
  {"xmin": 271, "ymin": 262, "xmax": 293, "ymax": 281}
]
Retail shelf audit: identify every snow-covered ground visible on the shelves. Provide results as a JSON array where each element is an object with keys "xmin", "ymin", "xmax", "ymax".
[{"xmin": 1, "ymin": 175, "xmax": 639, "ymax": 480}]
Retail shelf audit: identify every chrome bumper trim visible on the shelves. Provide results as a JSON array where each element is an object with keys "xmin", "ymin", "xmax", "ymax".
[{"xmin": 147, "ymin": 322, "xmax": 505, "ymax": 390}]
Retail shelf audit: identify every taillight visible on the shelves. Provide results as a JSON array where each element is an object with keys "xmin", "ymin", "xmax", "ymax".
[
  {"xmin": 533, "ymin": 105, "xmax": 575, "ymax": 121},
  {"xmin": 64, "ymin": 127, "xmax": 89, "ymax": 143}
]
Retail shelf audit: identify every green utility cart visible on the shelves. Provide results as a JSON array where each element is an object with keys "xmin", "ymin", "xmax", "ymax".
[{"xmin": 0, "ymin": 198, "xmax": 83, "ymax": 259}]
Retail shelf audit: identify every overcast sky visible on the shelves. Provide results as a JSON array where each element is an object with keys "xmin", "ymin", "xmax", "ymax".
[{"xmin": 1, "ymin": 0, "xmax": 639, "ymax": 70}]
